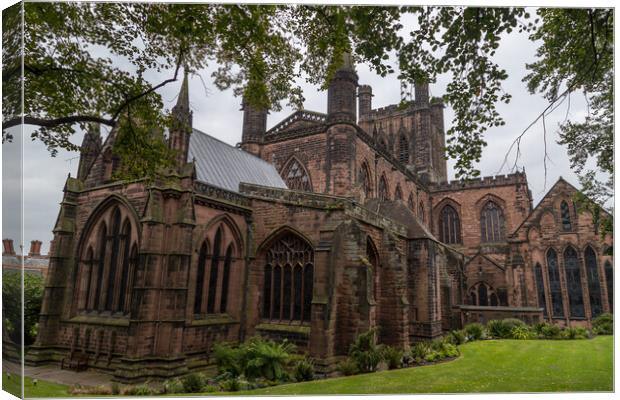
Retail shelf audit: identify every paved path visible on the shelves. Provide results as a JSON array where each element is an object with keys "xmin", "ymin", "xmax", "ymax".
[{"xmin": 4, "ymin": 361, "xmax": 112, "ymax": 387}]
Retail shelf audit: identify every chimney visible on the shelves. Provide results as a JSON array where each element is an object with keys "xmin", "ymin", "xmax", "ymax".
[
  {"xmin": 3, "ymin": 239, "xmax": 15, "ymax": 256},
  {"xmin": 358, "ymin": 85, "xmax": 373, "ymax": 120},
  {"xmin": 29, "ymin": 240, "xmax": 42, "ymax": 257}
]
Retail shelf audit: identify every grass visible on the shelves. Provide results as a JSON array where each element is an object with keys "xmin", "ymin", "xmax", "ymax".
[
  {"xmin": 3, "ymin": 336, "xmax": 612, "ymax": 397},
  {"xmin": 2, "ymin": 372, "xmax": 69, "ymax": 398},
  {"xmin": 224, "ymin": 336, "xmax": 613, "ymax": 395}
]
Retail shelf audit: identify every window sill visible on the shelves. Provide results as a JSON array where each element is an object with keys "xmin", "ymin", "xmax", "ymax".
[
  {"xmin": 67, "ymin": 314, "xmax": 130, "ymax": 327},
  {"xmin": 256, "ymin": 322, "xmax": 311, "ymax": 336},
  {"xmin": 190, "ymin": 314, "xmax": 238, "ymax": 326}
]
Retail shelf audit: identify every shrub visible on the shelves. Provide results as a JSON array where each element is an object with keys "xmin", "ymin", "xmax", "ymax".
[
  {"xmin": 213, "ymin": 342, "xmax": 245, "ymax": 377},
  {"xmin": 294, "ymin": 358, "xmax": 315, "ymax": 382},
  {"xmin": 337, "ymin": 358, "xmax": 359, "ymax": 376},
  {"xmin": 593, "ymin": 313, "xmax": 613, "ymax": 335},
  {"xmin": 486, "ymin": 319, "xmax": 511, "ymax": 338},
  {"xmin": 410, "ymin": 341, "xmax": 431, "ymax": 362},
  {"xmin": 561, "ymin": 326, "xmax": 589, "ymax": 340},
  {"xmin": 447, "ymin": 330, "xmax": 467, "ymax": 345},
  {"xmin": 540, "ymin": 323, "xmax": 562, "ymax": 339},
  {"xmin": 219, "ymin": 377, "xmax": 241, "ymax": 392},
  {"xmin": 510, "ymin": 325, "xmax": 533, "ymax": 340},
  {"xmin": 424, "ymin": 351, "xmax": 439, "ymax": 362},
  {"xmin": 502, "ymin": 318, "xmax": 526, "ymax": 330},
  {"xmin": 162, "ymin": 378, "xmax": 184, "ymax": 394},
  {"xmin": 464, "ymin": 323, "xmax": 485, "ymax": 340},
  {"xmin": 244, "ymin": 337, "xmax": 296, "ymax": 381},
  {"xmin": 349, "ymin": 329, "xmax": 383, "ymax": 373},
  {"xmin": 111, "ymin": 382, "xmax": 121, "ymax": 395},
  {"xmin": 181, "ymin": 372, "xmax": 206, "ymax": 393},
  {"xmin": 122, "ymin": 384, "xmax": 156, "ymax": 396},
  {"xmin": 381, "ymin": 346, "xmax": 404, "ymax": 370},
  {"xmin": 439, "ymin": 343, "xmax": 460, "ymax": 358}
]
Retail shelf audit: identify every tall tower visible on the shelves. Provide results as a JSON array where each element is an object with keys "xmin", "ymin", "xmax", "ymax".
[
  {"xmin": 168, "ymin": 70, "xmax": 193, "ymax": 166},
  {"xmin": 358, "ymin": 84, "xmax": 373, "ymax": 121},
  {"xmin": 327, "ymin": 52, "xmax": 358, "ymax": 124},
  {"xmin": 240, "ymin": 95, "xmax": 268, "ymax": 156},
  {"xmin": 77, "ymin": 123, "xmax": 102, "ymax": 181}
]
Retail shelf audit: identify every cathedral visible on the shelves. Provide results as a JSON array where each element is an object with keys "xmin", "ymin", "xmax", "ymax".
[{"xmin": 27, "ymin": 56, "xmax": 613, "ymax": 382}]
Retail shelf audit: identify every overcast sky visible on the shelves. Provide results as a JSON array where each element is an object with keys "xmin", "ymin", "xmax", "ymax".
[{"xmin": 2, "ymin": 6, "xmax": 606, "ymax": 255}]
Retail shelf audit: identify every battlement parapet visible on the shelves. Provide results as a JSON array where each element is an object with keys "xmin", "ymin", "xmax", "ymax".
[{"xmin": 429, "ymin": 172, "xmax": 527, "ymax": 192}]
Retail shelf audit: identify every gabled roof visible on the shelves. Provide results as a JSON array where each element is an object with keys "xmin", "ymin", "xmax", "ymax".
[
  {"xmin": 188, "ymin": 129, "xmax": 287, "ymax": 193},
  {"xmin": 464, "ymin": 251, "xmax": 506, "ymax": 272}
]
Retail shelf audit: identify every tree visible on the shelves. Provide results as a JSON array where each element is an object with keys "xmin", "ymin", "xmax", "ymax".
[
  {"xmin": 2, "ymin": 271, "xmax": 45, "ymax": 346},
  {"xmin": 2, "ymin": 5, "xmax": 613, "ymax": 234}
]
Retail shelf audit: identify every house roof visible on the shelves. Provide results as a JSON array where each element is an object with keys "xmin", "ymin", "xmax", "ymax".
[{"xmin": 188, "ymin": 128, "xmax": 287, "ymax": 193}]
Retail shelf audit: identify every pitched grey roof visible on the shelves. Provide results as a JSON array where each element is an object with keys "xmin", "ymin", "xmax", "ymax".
[{"xmin": 188, "ymin": 128, "xmax": 287, "ymax": 193}]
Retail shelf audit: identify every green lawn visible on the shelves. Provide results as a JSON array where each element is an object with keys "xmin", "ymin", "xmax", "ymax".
[
  {"xmin": 227, "ymin": 336, "xmax": 613, "ymax": 395},
  {"xmin": 2, "ymin": 373, "xmax": 69, "ymax": 398}
]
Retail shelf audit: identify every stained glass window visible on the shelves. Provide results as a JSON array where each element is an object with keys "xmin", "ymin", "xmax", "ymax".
[
  {"xmin": 561, "ymin": 201, "xmax": 572, "ymax": 231},
  {"xmin": 439, "ymin": 205, "xmax": 461, "ymax": 244},
  {"xmin": 547, "ymin": 248, "xmax": 564, "ymax": 317},
  {"xmin": 481, "ymin": 201, "xmax": 505, "ymax": 243},
  {"xmin": 282, "ymin": 159, "xmax": 312, "ymax": 191},
  {"xmin": 534, "ymin": 263, "xmax": 547, "ymax": 316},
  {"xmin": 564, "ymin": 246, "xmax": 585, "ymax": 318}
]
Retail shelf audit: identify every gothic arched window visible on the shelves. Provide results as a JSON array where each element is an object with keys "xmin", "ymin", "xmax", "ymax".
[
  {"xmin": 394, "ymin": 184, "xmax": 403, "ymax": 201},
  {"xmin": 418, "ymin": 201, "xmax": 425, "ymax": 223},
  {"xmin": 480, "ymin": 201, "xmax": 505, "ymax": 243},
  {"xmin": 561, "ymin": 201, "xmax": 572, "ymax": 231},
  {"xmin": 534, "ymin": 262, "xmax": 547, "ymax": 316},
  {"xmin": 195, "ymin": 221, "xmax": 241, "ymax": 316},
  {"xmin": 281, "ymin": 158, "xmax": 312, "ymax": 192},
  {"xmin": 478, "ymin": 284, "xmax": 488, "ymax": 306},
  {"xmin": 263, "ymin": 233, "xmax": 314, "ymax": 323},
  {"xmin": 439, "ymin": 205, "xmax": 461, "ymax": 244},
  {"xmin": 604, "ymin": 260, "xmax": 613, "ymax": 312},
  {"xmin": 564, "ymin": 246, "xmax": 585, "ymax": 318},
  {"xmin": 398, "ymin": 135, "xmax": 409, "ymax": 164},
  {"xmin": 585, "ymin": 246, "xmax": 603, "ymax": 318},
  {"xmin": 378, "ymin": 175, "xmax": 389, "ymax": 201},
  {"xmin": 359, "ymin": 162, "xmax": 372, "ymax": 198},
  {"xmin": 367, "ymin": 237, "xmax": 379, "ymax": 301},
  {"xmin": 77, "ymin": 199, "xmax": 138, "ymax": 315},
  {"xmin": 408, "ymin": 193, "xmax": 415, "ymax": 211},
  {"xmin": 547, "ymin": 248, "xmax": 564, "ymax": 317}
]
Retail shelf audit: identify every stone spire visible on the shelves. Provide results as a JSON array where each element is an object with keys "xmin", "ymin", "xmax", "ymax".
[
  {"xmin": 169, "ymin": 70, "xmax": 193, "ymax": 166},
  {"xmin": 327, "ymin": 51, "xmax": 359, "ymax": 124},
  {"xmin": 77, "ymin": 123, "xmax": 102, "ymax": 181}
]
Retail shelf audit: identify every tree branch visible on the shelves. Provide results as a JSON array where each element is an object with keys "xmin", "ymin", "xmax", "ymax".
[{"xmin": 3, "ymin": 115, "xmax": 115, "ymax": 131}]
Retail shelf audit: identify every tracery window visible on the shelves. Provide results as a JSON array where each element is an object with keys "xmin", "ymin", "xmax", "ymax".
[
  {"xmin": 604, "ymin": 260, "xmax": 613, "ymax": 312},
  {"xmin": 394, "ymin": 184, "xmax": 403, "ymax": 201},
  {"xmin": 564, "ymin": 246, "xmax": 585, "ymax": 318},
  {"xmin": 534, "ymin": 263, "xmax": 547, "ymax": 316},
  {"xmin": 194, "ymin": 222, "xmax": 240, "ymax": 316},
  {"xmin": 439, "ymin": 205, "xmax": 461, "ymax": 244},
  {"xmin": 584, "ymin": 246, "xmax": 603, "ymax": 318},
  {"xmin": 560, "ymin": 201, "xmax": 572, "ymax": 231},
  {"xmin": 480, "ymin": 201, "xmax": 505, "ymax": 243},
  {"xmin": 77, "ymin": 201, "xmax": 138, "ymax": 315},
  {"xmin": 547, "ymin": 248, "xmax": 564, "ymax": 317},
  {"xmin": 468, "ymin": 282, "xmax": 498, "ymax": 306},
  {"xmin": 281, "ymin": 158, "xmax": 312, "ymax": 192},
  {"xmin": 378, "ymin": 175, "xmax": 389, "ymax": 201},
  {"xmin": 263, "ymin": 233, "xmax": 314, "ymax": 323},
  {"xmin": 359, "ymin": 162, "xmax": 372, "ymax": 198},
  {"xmin": 398, "ymin": 135, "xmax": 409, "ymax": 164}
]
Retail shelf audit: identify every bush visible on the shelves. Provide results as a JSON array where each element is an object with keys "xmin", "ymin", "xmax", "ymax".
[
  {"xmin": 593, "ymin": 313, "xmax": 613, "ymax": 335},
  {"xmin": 539, "ymin": 323, "xmax": 562, "ymax": 339},
  {"xmin": 486, "ymin": 320, "xmax": 511, "ymax": 338},
  {"xmin": 162, "ymin": 378, "xmax": 184, "ymax": 394},
  {"xmin": 3, "ymin": 271, "xmax": 45, "ymax": 345},
  {"xmin": 349, "ymin": 329, "xmax": 384, "ymax": 373},
  {"xmin": 510, "ymin": 325, "xmax": 534, "ymax": 340},
  {"xmin": 424, "ymin": 351, "xmax": 439, "ymax": 362},
  {"xmin": 337, "ymin": 358, "xmax": 359, "ymax": 376},
  {"xmin": 293, "ymin": 358, "xmax": 315, "ymax": 382},
  {"xmin": 181, "ymin": 372, "xmax": 206, "ymax": 393},
  {"xmin": 439, "ymin": 343, "xmax": 460, "ymax": 358},
  {"xmin": 111, "ymin": 382, "xmax": 121, "ymax": 395},
  {"xmin": 244, "ymin": 337, "xmax": 296, "ymax": 381},
  {"xmin": 561, "ymin": 326, "xmax": 589, "ymax": 340},
  {"xmin": 219, "ymin": 377, "xmax": 241, "ymax": 392},
  {"xmin": 447, "ymin": 330, "xmax": 467, "ymax": 345},
  {"xmin": 502, "ymin": 318, "xmax": 526, "ymax": 330},
  {"xmin": 381, "ymin": 346, "xmax": 404, "ymax": 370},
  {"xmin": 213, "ymin": 343, "xmax": 245, "ymax": 377},
  {"xmin": 410, "ymin": 341, "xmax": 431, "ymax": 362},
  {"xmin": 464, "ymin": 323, "xmax": 486, "ymax": 340},
  {"xmin": 122, "ymin": 384, "xmax": 156, "ymax": 396}
]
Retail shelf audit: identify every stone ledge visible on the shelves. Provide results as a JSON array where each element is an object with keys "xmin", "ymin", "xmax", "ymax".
[
  {"xmin": 67, "ymin": 315, "xmax": 130, "ymax": 327},
  {"xmin": 189, "ymin": 315, "xmax": 239, "ymax": 326},
  {"xmin": 255, "ymin": 323, "xmax": 311, "ymax": 336}
]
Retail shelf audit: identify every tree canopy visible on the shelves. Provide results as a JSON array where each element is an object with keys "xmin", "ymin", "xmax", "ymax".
[{"xmin": 1, "ymin": 4, "xmax": 613, "ymax": 231}]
